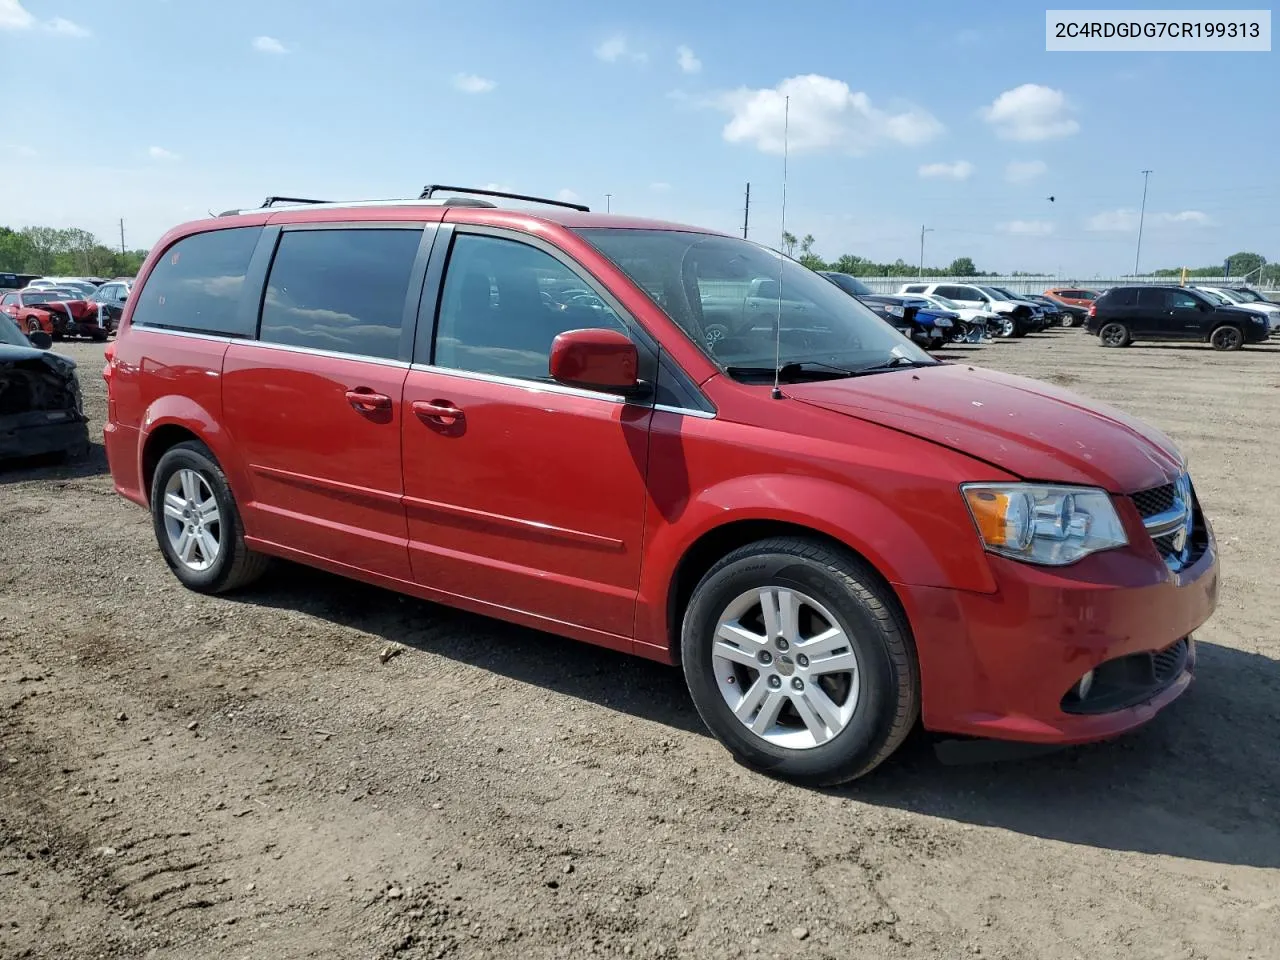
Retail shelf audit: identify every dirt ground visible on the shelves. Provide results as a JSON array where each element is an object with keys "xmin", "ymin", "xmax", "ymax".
[{"xmin": 2, "ymin": 329, "xmax": 1278, "ymax": 960}]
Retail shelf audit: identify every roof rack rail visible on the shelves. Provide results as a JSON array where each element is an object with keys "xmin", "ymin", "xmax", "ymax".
[
  {"xmin": 260, "ymin": 196, "xmax": 328, "ymax": 208},
  {"xmin": 419, "ymin": 184, "xmax": 590, "ymax": 213}
]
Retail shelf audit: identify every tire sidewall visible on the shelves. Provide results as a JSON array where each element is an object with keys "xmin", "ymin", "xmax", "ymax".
[
  {"xmin": 149, "ymin": 443, "xmax": 244, "ymax": 592},
  {"xmin": 1100, "ymin": 322, "xmax": 1128, "ymax": 347},
  {"xmin": 681, "ymin": 551, "xmax": 900, "ymax": 782},
  {"xmin": 1211, "ymin": 325, "xmax": 1242, "ymax": 351}
]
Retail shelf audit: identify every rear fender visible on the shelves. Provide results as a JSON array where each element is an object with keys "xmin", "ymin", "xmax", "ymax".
[{"xmin": 138, "ymin": 396, "xmax": 250, "ymax": 507}]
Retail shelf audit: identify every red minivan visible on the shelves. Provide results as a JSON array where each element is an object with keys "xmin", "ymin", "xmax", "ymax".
[{"xmin": 103, "ymin": 189, "xmax": 1218, "ymax": 784}]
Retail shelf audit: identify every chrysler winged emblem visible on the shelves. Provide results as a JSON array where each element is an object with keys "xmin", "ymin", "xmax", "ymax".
[{"xmin": 1171, "ymin": 474, "xmax": 1193, "ymax": 554}]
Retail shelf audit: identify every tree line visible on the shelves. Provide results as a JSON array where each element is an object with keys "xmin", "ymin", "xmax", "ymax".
[
  {"xmin": 0, "ymin": 226, "xmax": 149, "ymax": 278},
  {"xmin": 1151, "ymin": 251, "xmax": 1279, "ymax": 282},
  {"xmin": 781, "ymin": 231, "xmax": 986, "ymax": 277}
]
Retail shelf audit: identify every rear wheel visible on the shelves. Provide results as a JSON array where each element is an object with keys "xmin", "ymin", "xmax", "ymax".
[
  {"xmin": 25, "ymin": 317, "xmax": 41, "ymax": 336},
  {"xmin": 1099, "ymin": 322, "xmax": 1130, "ymax": 347},
  {"xmin": 150, "ymin": 440, "xmax": 269, "ymax": 594},
  {"xmin": 1060, "ymin": 314, "xmax": 1077, "ymax": 328},
  {"xmin": 1210, "ymin": 325, "xmax": 1243, "ymax": 351},
  {"xmin": 681, "ymin": 537, "xmax": 919, "ymax": 786}
]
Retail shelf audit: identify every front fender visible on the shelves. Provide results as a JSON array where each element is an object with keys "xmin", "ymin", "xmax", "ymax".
[{"xmin": 635, "ymin": 472, "xmax": 997, "ymax": 652}]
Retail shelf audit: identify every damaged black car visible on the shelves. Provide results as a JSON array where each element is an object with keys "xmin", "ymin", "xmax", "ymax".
[{"xmin": 0, "ymin": 314, "xmax": 89, "ymax": 461}]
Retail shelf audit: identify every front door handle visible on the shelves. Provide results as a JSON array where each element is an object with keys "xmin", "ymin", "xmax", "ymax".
[
  {"xmin": 345, "ymin": 388, "xmax": 392, "ymax": 413},
  {"xmin": 412, "ymin": 399, "xmax": 465, "ymax": 425}
]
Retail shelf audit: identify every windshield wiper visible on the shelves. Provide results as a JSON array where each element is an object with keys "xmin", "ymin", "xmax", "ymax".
[
  {"xmin": 726, "ymin": 360, "xmax": 859, "ymax": 382},
  {"xmin": 853, "ymin": 356, "xmax": 939, "ymax": 374}
]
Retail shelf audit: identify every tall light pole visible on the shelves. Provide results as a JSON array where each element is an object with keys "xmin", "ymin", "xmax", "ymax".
[
  {"xmin": 1134, "ymin": 169, "xmax": 1152, "ymax": 276},
  {"xmin": 919, "ymin": 225, "xmax": 933, "ymax": 280},
  {"xmin": 605, "ymin": 193, "xmax": 612, "ymax": 213}
]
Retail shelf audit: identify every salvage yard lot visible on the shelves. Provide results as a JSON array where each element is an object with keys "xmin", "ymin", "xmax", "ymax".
[{"xmin": 2, "ymin": 330, "xmax": 1279, "ymax": 960}]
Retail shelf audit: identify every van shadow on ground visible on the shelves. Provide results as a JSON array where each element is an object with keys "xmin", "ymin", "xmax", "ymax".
[{"xmin": 234, "ymin": 562, "xmax": 1280, "ymax": 870}]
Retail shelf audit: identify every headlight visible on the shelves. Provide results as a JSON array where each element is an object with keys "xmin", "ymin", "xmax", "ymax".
[
  {"xmin": 1251, "ymin": 315, "xmax": 1266, "ymax": 324},
  {"xmin": 934, "ymin": 318, "xmax": 953, "ymax": 327},
  {"xmin": 961, "ymin": 483, "xmax": 1128, "ymax": 566},
  {"xmin": 885, "ymin": 305, "xmax": 905, "ymax": 318}
]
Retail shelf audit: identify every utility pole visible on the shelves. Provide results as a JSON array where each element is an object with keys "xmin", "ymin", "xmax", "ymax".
[
  {"xmin": 605, "ymin": 193, "xmax": 612, "ymax": 214},
  {"xmin": 918, "ymin": 225, "xmax": 933, "ymax": 280},
  {"xmin": 742, "ymin": 182, "xmax": 750, "ymax": 239},
  {"xmin": 1134, "ymin": 169, "xmax": 1152, "ymax": 276},
  {"xmin": 119, "ymin": 218, "xmax": 126, "ymax": 256}
]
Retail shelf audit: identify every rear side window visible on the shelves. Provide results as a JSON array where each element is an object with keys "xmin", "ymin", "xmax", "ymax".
[
  {"xmin": 937, "ymin": 285, "xmax": 979, "ymax": 301},
  {"xmin": 259, "ymin": 228, "xmax": 422, "ymax": 361},
  {"xmin": 1102, "ymin": 287, "xmax": 1138, "ymax": 307},
  {"xmin": 1137, "ymin": 288, "xmax": 1168, "ymax": 309},
  {"xmin": 131, "ymin": 226, "xmax": 261, "ymax": 335}
]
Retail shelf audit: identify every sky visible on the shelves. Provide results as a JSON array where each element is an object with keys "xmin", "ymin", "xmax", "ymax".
[{"xmin": 0, "ymin": 0, "xmax": 1276, "ymax": 277}]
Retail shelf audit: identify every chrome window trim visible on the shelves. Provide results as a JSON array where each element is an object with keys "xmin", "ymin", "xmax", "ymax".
[
  {"xmin": 236, "ymin": 338, "xmax": 411, "ymax": 368},
  {"xmin": 655, "ymin": 403, "xmax": 716, "ymax": 419},
  {"xmin": 128, "ymin": 325, "xmax": 237, "ymax": 344},
  {"xmin": 409, "ymin": 362, "xmax": 626, "ymax": 403}
]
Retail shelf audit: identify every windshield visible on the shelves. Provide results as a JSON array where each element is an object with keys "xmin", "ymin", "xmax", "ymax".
[
  {"xmin": 929, "ymin": 295, "xmax": 962, "ymax": 309},
  {"xmin": 0, "ymin": 313, "xmax": 30, "ymax": 347},
  {"xmin": 576, "ymin": 229, "xmax": 933, "ymax": 376},
  {"xmin": 979, "ymin": 286, "xmax": 1010, "ymax": 300},
  {"xmin": 1231, "ymin": 289, "xmax": 1263, "ymax": 302},
  {"xmin": 21, "ymin": 293, "xmax": 58, "ymax": 305},
  {"xmin": 989, "ymin": 286, "xmax": 1022, "ymax": 300},
  {"xmin": 1197, "ymin": 289, "xmax": 1228, "ymax": 304}
]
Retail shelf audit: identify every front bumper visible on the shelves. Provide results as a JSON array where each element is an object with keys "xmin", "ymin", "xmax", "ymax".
[
  {"xmin": 0, "ymin": 413, "xmax": 88, "ymax": 460},
  {"xmin": 896, "ymin": 533, "xmax": 1218, "ymax": 745}
]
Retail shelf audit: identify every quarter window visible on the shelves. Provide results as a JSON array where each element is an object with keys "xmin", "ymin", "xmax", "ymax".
[
  {"xmin": 433, "ymin": 233, "xmax": 629, "ymax": 381},
  {"xmin": 259, "ymin": 228, "xmax": 422, "ymax": 361},
  {"xmin": 130, "ymin": 226, "xmax": 261, "ymax": 335}
]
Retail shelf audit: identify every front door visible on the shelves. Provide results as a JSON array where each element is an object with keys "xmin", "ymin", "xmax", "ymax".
[
  {"xmin": 401, "ymin": 228, "xmax": 653, "ymax": 645},
  {"xmin": 222, "ymin": 224, "xmax": 433, "ymax": 580}
]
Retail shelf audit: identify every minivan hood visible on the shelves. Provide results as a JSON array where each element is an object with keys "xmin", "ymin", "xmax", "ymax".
[{"xmin": 786, "ymin": 364, "xmax": 1184, "ymax": 492}]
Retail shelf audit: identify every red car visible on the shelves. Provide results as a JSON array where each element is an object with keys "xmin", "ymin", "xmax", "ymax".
[
  {"xmin": 1, "ymin": 287, "xmax": 107, "ymax": 341},
  {"xmin": 102, "ymin": 188, "xmax": 1218, "ymax": 784}
]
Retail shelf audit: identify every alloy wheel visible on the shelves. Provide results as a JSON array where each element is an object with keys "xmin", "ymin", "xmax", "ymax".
[
  {"xmin": 1100, "ymin": 323, "xmax": 1128, "ymax": 347},
  {"xmin": 161, "ymin": 469, "xmax": 222, "ymax": 572},
  {"xmin": 711, "ymin": 587, "xmax": 860, "ymax": 750}
]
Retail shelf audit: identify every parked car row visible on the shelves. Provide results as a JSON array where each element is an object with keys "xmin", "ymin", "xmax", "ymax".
[
  {"xmin": 0, "ymin": 274, "xmax": 133, "ymax": 340},
  {"xmin": 0, "ymin": 312, "xmax": 89, "ymax": 460}
]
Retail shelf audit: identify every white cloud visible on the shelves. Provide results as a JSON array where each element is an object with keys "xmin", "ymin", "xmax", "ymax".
[
  {"xmin": 1164, "ymin": 209, "xmax": 1212, "ymax": 225},
  {"xmin": 981, "ymin": 84, "xmax": 1079, "ymax": 141},
  {"xmin": 252, "ymin": 35, "xmax": 287, "ymax": 54},
  {"xmin": 717, "ymin": 74, "xmax": 943, "ymax": 156},
  {"xmin": 1005, "ymin": 159, "xmax": 1047, "ymax": 183},
  {"xmin": 0, "ymin": 1, "xmax": 34, "ymax": 29},
  {"xmin": 918, "ymin": 160, "xmax": 973, "ymax": 181},
  {"xmin": 46, "ymin": 16, "xmax": 87, "ymax": 36},
  {"xmin": 649, "ymin": 181, "xmax": 672, "ymax": 193},
  {"xmin": 999, "ymin": 220, "xmax": 1055, "ymax": 236},
  {"xmin": 677, "ymin": 45, "xmax": 701, "ymax": 73},
  {"xmin": 0, "ymin": 2, "xmax": 87, "ymax": 35},
  {"xmin": 595, "ymin": 36, "xmax": 647, "ymax": 64},
  {"xmin": 555, "ymin": 188, "xmax": 580, "ymax": 203},
  {"xmin": 148, "ymin": 146, "xmax": 180, "ymax": 161},
  {"xmin": 452, "ymin": 72, "xmax": 496, "ymax": 94},
  {"xmin": 14, "ymin": 145, "xmax": 38, "ymax": 158},
  {"xmin": 1086, "ymin": 208, "xmax": 1139, "ymax": 232}
]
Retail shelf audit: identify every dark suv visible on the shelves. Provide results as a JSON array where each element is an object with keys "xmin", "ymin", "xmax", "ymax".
[{"xmin": 1087, "ymin": 285, "xmax": 1270, "ymax": 350}]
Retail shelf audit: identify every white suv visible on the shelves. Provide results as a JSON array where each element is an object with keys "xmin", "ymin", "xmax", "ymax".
[
  {"xmin": 898, "ymin": 282, "xmax": 1035, "ymax": 338},
  {"xmin": 1194, "ymin": 287, "xmax": 1280, "ymax": 335}
]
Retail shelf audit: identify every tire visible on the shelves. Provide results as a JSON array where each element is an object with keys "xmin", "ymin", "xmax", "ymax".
[
  {"xmin": 91, "ymin": 329, "xmax": 108, "ymax": 342},
  {"xmin": 997, "ymin": 316, "xmax": 1017, "ymax": 338},
  {"xmin": 25, "ymin": 318, "xmax": 41, "ymax": 336},
  {"xmin": 1209, "ymin": 325, "xmax": 1243, "ymax": 351},
  {"xmin": 928, "ymin": 336, "xmax": 945, "ymax": 351},
  {"xmin": 1099, "ymin": 322, "xmax": 1130, "ymax": 348},
  {"xmin": 949, "ymin": 323, "xmax": 969, "ymax": 344},
  {"xmin": 149, "ymin": 440, "xmax": 269, "ymax": 594},
  {"xmin": 1060, "ymin": 314, "xmax": 1077, "ymax": 328},
  {"xmin": 680, "ymin": 537, "xmax": 919, "ymax": 786}
]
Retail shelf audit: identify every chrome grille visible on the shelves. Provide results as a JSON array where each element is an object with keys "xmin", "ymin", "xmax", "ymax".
[{"xmin": 1132, "ymin": 483, "xmax": 1176, "ymax": 519}]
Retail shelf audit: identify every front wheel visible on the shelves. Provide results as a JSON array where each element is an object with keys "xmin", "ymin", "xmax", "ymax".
[
  {"xmin": 998, "ymin": 316, "xmax": 1017, "ymax": 338},
  {"xmin": 681, "ymin": 538, "xmax": 919, "ymax": 786},
  {"xmin": 1210, "ymin": 325, "xmax": 1243, "ymax": 351},
  {"xmin": 150, "ymin": 440, "xmax": 269, "ymax": 594}
]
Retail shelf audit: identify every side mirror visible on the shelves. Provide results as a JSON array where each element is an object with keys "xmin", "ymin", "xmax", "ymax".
[
  {"xmin": 549, "ymin": 328, "xmax": 640, "ymax": 393},
  {"xmin": 27, "ymin": 330, "xmax": 53, "ymax": 350}
]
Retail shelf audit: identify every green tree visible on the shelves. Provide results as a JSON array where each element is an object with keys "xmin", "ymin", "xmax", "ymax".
[
  {"xmin": 781, "ymin": 231, "xmax": 797, "ymax": 257},
  {"xmin": 948, "ymin": 256, "xmax": 977, "ymax": 276},
  {"xmin": 20, "ymin": 226, "xmax": 63, "ymax": 274},
  {"xmin": 1225, "ymin": 251, "xmax": 1266, "ymax": 281}
]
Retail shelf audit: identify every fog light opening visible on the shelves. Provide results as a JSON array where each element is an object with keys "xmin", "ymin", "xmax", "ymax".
[{"xmin": 1075, "ymin": 669, "xmax": 1095, "ymax": 700}]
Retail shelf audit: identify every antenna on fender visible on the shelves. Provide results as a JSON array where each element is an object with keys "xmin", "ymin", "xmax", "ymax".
[{"xmin": 771, "ymin": 95, "xmax": 790, "ymax": 400}]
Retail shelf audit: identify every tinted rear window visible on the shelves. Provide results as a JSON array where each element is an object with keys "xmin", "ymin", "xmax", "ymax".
[
  {"xmin": 258, "ymin": 228, "xmax": 422, "ymax": 361},
  {"xmin": 1100, "ymin": 287, "xmax": 1138, "ymax": 307},
  {"xmin": 131, "ymin": 227, "xmax": 261, "ymax": 335}
]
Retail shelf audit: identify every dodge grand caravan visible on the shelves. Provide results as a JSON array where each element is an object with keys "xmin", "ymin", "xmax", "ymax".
[{"xmin": 103, "ymin": 187, "xmax": 1219, "ymax": 785}]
